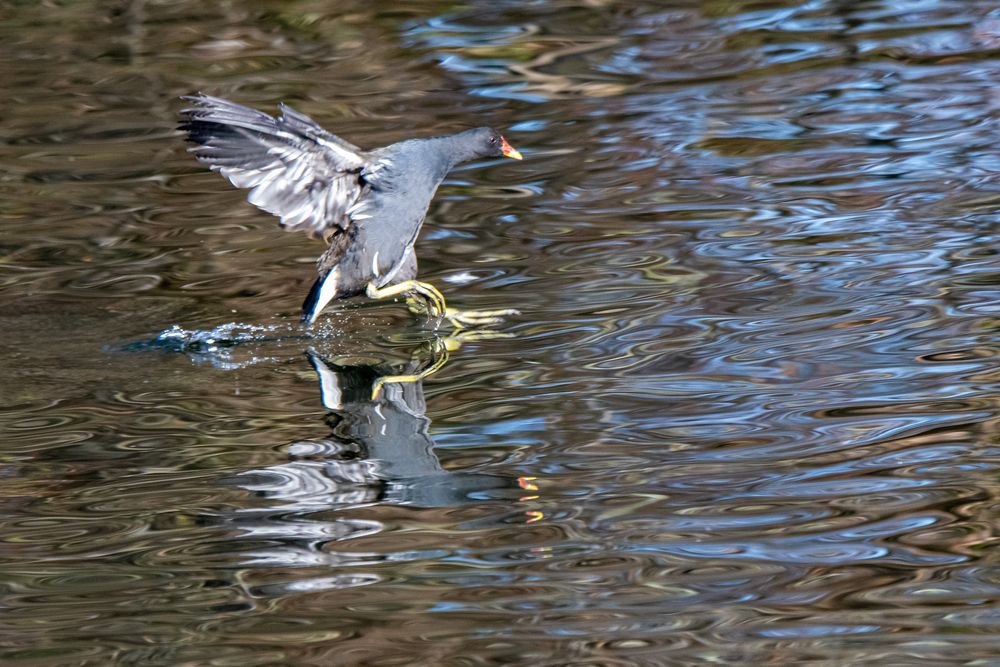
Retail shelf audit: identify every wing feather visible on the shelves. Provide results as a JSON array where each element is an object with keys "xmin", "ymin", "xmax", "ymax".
[{"xmin": 179, "ymin": 94, "xmax": 368, "ymax": 240}]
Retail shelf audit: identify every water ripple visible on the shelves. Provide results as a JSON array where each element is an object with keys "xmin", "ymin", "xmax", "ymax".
[{"xmin": 2, "ymin": 0, "xmax": 1000, "ymax": 663}]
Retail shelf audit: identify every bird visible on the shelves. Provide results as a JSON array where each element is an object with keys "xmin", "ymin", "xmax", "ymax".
[{"xmin": 178, "ymin": 94, "xmax": 523, "ymax": 326}]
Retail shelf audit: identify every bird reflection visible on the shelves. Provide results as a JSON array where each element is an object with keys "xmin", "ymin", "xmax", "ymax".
[
  {"xmin": 295, "ymin": 344, "xmax": 531, "ymax": 507},
  {"xmin": 224, "ymin": 334, "xmax": 539, "ymax": 575}
]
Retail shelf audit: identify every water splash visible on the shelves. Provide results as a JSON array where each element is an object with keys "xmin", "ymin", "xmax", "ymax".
[{"xmin": 124, "ymin": 322, "xmax": 302, "ymax": 369}]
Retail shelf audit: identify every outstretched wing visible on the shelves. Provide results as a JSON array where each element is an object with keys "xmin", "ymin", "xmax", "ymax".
[{"xmin": 179, "ymin": 94, "xmax": 369, "ymax": 240}]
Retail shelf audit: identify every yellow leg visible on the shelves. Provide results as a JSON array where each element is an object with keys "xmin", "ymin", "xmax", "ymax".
[
  {"xmin": 367, "ymin": 280, "xmax": 447, "ymax": 318},
  {"xmin": 407, "ymin": 298, "xmax": 520, "ymax": 327},
  {"xmin": 370, "ymin": 281, "xmax": 518, "ymax": 328},
  {"xmin": 444, "ymin": 306, "xmax": 521, "ymax": 328}
]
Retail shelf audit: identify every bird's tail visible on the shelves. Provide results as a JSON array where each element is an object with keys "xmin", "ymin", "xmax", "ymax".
[{"xmin": 301, "ymin": 267, "xmax": 341, "ymax": 326}]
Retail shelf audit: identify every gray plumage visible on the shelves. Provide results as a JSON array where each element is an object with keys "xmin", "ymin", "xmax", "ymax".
[{"xmin": 179, "ymin": 95, "xmax": 517, "ymax": 324}]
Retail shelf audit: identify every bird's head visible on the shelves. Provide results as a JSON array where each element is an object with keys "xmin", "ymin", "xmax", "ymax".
[{"xmin": 476, "ymin": 127, "xmax": 523, "ymax": 160}]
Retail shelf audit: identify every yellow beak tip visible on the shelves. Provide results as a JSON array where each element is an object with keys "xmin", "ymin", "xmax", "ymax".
[{"xmin": 500, "ymin": 137, "xmax": 523, "ymax": 161}]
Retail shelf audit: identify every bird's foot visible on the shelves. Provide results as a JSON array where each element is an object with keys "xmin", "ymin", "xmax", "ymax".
[
  {"xmin": 368, "ymin": 280, "xmax": 448, "ymax": 318},
  {"xmin": 444, "ymin": 307, "xmax": 521, "ymax": 329},
  {"xmin": 405, "ymin": 296, "xmax": 519, "ymax": 328},
  {"xmin": 372, "ymin": 280, "xmax": 519, "ymax": 328}
]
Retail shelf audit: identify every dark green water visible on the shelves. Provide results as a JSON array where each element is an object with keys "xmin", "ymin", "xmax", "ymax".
[{"xmin": 2, "ymin": 1, "xmax": 999, "ymax": 664}]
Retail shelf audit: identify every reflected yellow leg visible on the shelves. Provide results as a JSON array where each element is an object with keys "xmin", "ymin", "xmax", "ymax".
[
  {"xmin": 371, "ymin": 337, "xmax": 452, "ymax": 399},
  {"xmin": 369, "ymin": 329, "xmax": 518, "ymax": 399}
]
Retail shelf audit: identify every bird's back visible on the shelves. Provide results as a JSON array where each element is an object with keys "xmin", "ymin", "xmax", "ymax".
[{"xmin": 327, "ymin": 140, "xmax": 452, "ymax": 291}]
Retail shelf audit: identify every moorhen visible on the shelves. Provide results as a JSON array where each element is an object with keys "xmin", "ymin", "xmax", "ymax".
[{"xmin": 179, "ymin": 94, "xmax": 523, "ymax": 326}]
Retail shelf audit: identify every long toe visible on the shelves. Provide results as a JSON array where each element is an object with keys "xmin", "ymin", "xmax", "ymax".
[
  {"xmin": 449, "ymin": 330, "xmax": 517, "ymax": 343},
  {"xmin": 445, "ymin": 307, "xmax": 521, "ymax": 327}
]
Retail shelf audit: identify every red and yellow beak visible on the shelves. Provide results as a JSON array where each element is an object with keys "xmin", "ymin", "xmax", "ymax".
[{"xmin": 500, "ymin": 136, "xmax": 523, "ymax": 160}]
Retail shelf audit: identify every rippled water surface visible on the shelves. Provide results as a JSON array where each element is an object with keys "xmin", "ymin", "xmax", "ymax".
[{"xmin": 2, "ymin": 0, "xmax": 1000, "ymax": 664}]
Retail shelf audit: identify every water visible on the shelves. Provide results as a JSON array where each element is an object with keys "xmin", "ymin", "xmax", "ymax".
[{"xmin": 2, "ymin": 0, "xmax": 999, "ymax": 664}]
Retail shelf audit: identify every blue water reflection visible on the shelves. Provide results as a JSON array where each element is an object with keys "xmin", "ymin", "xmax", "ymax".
[{"xmin": 1, "ymin": 0, "xmax": 999, "ymax": 663}]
